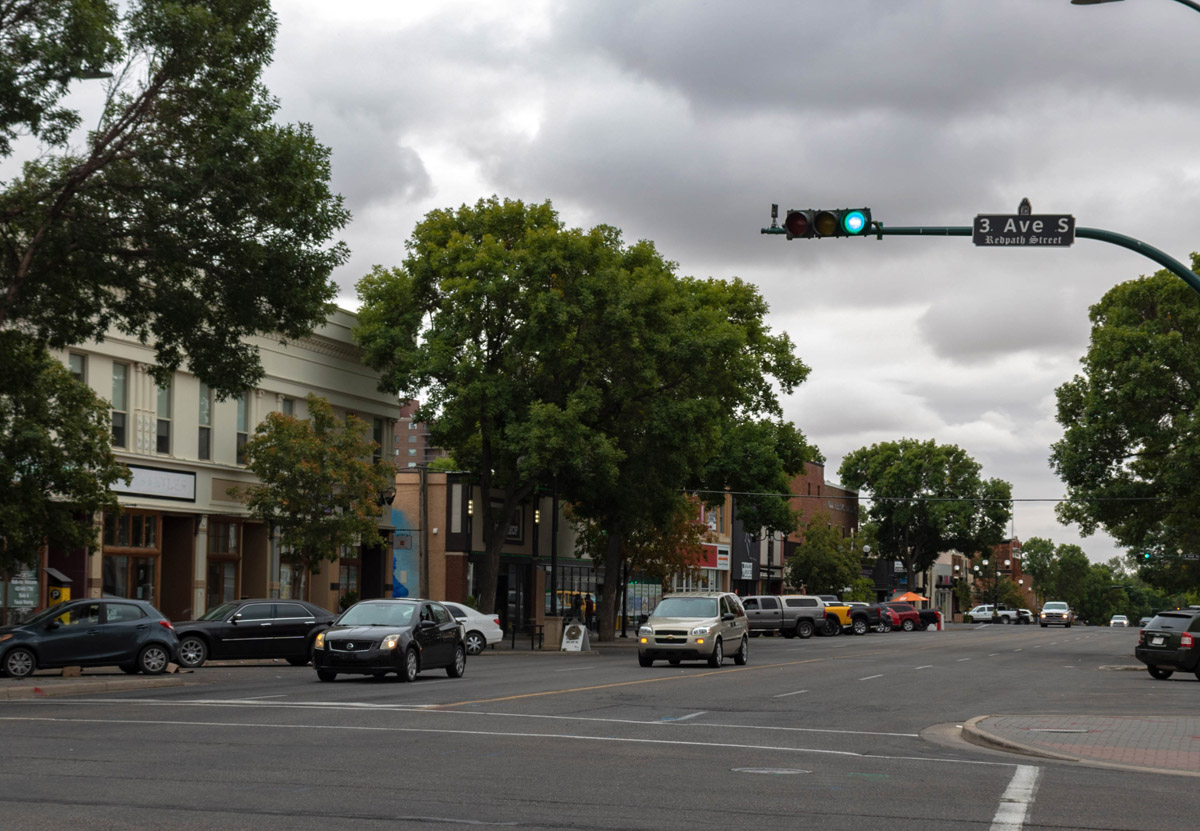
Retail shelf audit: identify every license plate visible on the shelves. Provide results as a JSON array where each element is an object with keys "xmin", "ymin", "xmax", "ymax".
[{"xmin": 1151, "ymin": 636, "xmax": 1165, "ymax": 646}]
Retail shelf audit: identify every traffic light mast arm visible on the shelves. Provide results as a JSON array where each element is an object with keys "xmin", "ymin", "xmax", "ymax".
[{"xmin": 761, "ymin": 221, "xmax": 1200, "ymax": 298}]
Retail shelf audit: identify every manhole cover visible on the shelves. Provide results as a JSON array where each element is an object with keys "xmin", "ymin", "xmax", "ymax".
[{"xmin": 732, "ymin": 768, "xmax": 810, "ymax": 775}]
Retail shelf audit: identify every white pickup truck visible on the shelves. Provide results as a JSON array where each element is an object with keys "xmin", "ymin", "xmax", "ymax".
[{"xmin": 967, "ymin": 603, "xmax": 1020, "ymax": 624}]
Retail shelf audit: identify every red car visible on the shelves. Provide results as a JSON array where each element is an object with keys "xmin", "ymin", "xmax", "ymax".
[{"xmin": 879, "ymin": 601, "xmax": 923, "ymax": 632}]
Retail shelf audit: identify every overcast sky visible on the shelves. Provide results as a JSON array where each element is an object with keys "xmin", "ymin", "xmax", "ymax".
[{"xmin": 259, "ymin": 0, "xmax": 1200, "ymax": 564}]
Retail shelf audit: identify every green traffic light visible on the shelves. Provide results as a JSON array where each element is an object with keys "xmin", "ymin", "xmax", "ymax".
[{"xmin": 842, "ymin": 210, "xmax": 868, "ymax": 235}]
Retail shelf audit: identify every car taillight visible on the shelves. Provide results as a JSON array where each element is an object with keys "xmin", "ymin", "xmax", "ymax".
[
  {"xmin": 159, "ymin": 620, "xmax": 175, "ymax": 631},
  {"xmin": 1182, "ymin": 633, "xmax": 1194, "ymax": 648},
  {"xmin": 1138, "ymin": 629, "xmax": 1144, "ymax": 644}
]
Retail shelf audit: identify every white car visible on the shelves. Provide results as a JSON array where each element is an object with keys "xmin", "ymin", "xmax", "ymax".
[
  {"xmin": 1110, "ymin": 614, "xmax": 1130, "ymax": 628},
  {"xmin": 442, "ymin": 602, "xmax": 504, "ymax": 655}
]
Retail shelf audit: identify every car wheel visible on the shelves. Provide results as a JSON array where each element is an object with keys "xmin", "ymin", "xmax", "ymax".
[
  {"xmin": 823, "ymin": 617, "xmax": 842, "ymax": 637},
  {"xmin": 446, "ymin": 644, "xmax": 466, "ymax": 678},
  {"xmin": 638, "ymin": 654, "xmax": 654, "ymax": 667},
  {"xmin": 317, "ymin": 669, "xmax": 337, "ymax": 682},
  {"xmin": 901, "ymin": 619, "xmax": 915, "ymax": 632},
  {"xmin": 918, "ymin": 622, "xmax": 928, "ymax": 631},
  {"xmin": 707, "ymin": 638, "xmax": 724, "ymax": 667},
  {"xmin": 1147, "ymin": 665, "xmax": 1174, "ymax": 680},
  {"xmin": 137, "ymin": 644, "xmax": 170, "ymax": 675},
  {"xmin": 400, "ymin": 648, "xmax": 419, "ymax": 682},
  {"xmin": 797, "ymin": 620, "xmax": 815, "ymax": 639},
  {"xmin": 1003, "ymin": 616, "xmax": 1012, "ymax": 625},
  {"xmin": 851, "ymin": 618, "xmax": 869, "ymax": 636},
  {"xmin": 3, "ymin": 647, "xmax": 35, "ymax": 679},
  {"xmin": 177, "ymin": 636, "xmax": 207, "ymax": 668},
  {"xmin": 734, "ymin": 637, "xmax": 749, "ymax": 666},
  {"xmin": 464, "ymin": 630, "xmax": 486, "ymax": 656}
]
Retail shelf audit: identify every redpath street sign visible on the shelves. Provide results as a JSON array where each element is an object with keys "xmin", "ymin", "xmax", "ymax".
[{"xmin": 973, "ymin": 214, "xmax": 1075, "ymax": 247}]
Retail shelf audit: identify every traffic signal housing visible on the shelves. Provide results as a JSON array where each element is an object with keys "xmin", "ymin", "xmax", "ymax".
[{"xmin": 784, "ymin": 208, "xmax": 872, "ymax": 239}]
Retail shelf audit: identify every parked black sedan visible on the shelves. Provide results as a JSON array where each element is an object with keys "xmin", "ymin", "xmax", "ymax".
[
  {"xmin": 0, "ymin": 598, "xmax": 178, "ymax": 678},
  {"xmin": 312, "ymin": 598, "xmax": 466, "ymax": 682},
  {"xmin": 173, "ymin": 599, "xmax": 335, "ymax": 668}
]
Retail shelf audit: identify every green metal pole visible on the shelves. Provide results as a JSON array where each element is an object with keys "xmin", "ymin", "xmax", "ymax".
[{"xmin": 761, "ymin": 223, "xmax": 1200, "ymax": 298}]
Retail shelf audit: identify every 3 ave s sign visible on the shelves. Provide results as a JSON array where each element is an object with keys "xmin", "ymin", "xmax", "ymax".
[{"xmin": 973, "ymin": 213, "xmax": 1075, "ymax": 247}]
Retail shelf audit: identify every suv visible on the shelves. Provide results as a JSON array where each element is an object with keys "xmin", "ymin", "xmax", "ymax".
[
  {"xmin": 637, "ymin": 592, "xmax": 748, "ymax": 668},
  {"xmin": 1135, "ymin": 609, "xmax": 1200, "ymax": 680},
  {"xmin": 1039, "ymin": 601, "xmax": 1074, "ymax": 627},
  {"xmin": 879, "ymin": 601, "xmax": 925, "ymax": 632}
]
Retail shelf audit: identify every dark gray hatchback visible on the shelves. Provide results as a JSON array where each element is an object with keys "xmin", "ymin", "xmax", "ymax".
[{"xmin": 1134, "ymin": 609, "xmax": 1200, "ymax": 681}]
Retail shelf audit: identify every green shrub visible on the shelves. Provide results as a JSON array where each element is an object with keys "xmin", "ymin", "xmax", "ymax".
[{"xmin": 962, "ymin": 613, "xmax": 973, "ymax": 623}]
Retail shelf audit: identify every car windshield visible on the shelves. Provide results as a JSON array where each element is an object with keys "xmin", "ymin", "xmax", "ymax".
[
  {"xmin": 652, "ymin": 597, "xmax": 718, "ymax": 618},
  {"xmin": 1043, "ymin": 602, "xmax": 1069, "ymax": 611},
  {"xmin": 337, "ymin": 602, "xmax": 417, "ymax": 627},
  {"xmin": 21, "ymin": 604, "xmax": 78, "ymax": 625},
  {"xmin": 198, "ymin": 602, "xmax": 240, "ymax": 621}
]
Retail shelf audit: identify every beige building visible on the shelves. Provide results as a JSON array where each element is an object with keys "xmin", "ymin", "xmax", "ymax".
[{"xmin": 42, "ymin": 308, "xmax": 401, "ymax": 620}]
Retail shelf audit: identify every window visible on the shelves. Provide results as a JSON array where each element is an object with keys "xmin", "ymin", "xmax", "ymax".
[
  {"xmin": 156, "ymin": 379, "xmax": 171, "ymax": 454},
  {"xmin": 111, "ymin": 362, "xmax": 128, "ymax": 447},
  {"xmin": 198, "ymin": 382, "xmax": 212, "ymax": 461},
  {"xmin": 276, "ymin": 603, "xmax": 312, "ymax": 621},
  {"xmin": 408, "ymin": 448, "xmax": 417, "ymax": 456},
  {"xmin": 68, "ymin": 353, "xmax": 86, "ymax": 383},
  {"xmin": 408, "ymin": 435, "xmax": 417, "ymax": 443},
  {"xmin": 373, "ymin": 417, "xmax": 385, "ymax": 464},
  {"xmin": 105, "ymin": 603, "xmax": 146, "ymax": 623},
  {"xmin": 235, "ymin": 603, "xmax": 272, "ymax": 622},
  {"xmin": 236, "ymin": 393, "xmax": 249, "ymax": 465},
  {"xmin": 281, "ymin": 397, "xmax": 294, "ymax": 417}
]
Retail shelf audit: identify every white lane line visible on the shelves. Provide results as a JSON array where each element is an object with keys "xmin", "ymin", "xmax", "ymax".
[
  {"xmin": 990, "ymin": 764, "xmax": 1041, "ymax": 831},
  {"xmin": 989, "ymin": 653, "xmax": 1000, "ymax": 657},
  {"xmin": 554, "ymin": 665, "xmax": 596, "ymax": 672},
  {"xmin": 773, "ymin": 689, "xmax": 808, "ymax": 698},
  {"xmin": 859, "ymin": 674, "xmax": 883, "ymax": 681},
  {"xmin": 662, "ymin": 711, "xmax": 706, "ymax": 722},
  {"xmin": 38, "ymin": 699, "xmax": 921, "ymax": 737},
  {"xmin": 915, "ymin": 665, "xmax": 934, "ymax": 670},
  {"xmin": 957, "ymin": 658, "xmax": 971, "ymax": 662},
  {"xmin": 0, "ymin": 716, "xmax": 1017, "ymax": 767}
]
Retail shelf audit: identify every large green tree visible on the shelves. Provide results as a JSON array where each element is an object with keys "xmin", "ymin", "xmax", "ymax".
[
  {"xmin": 233, "ymin": 395, "xmax": 392, "ymax": 599},
  {"xmin": 785, "ymin": 517, "xmax": 865, "ymax": 597},
  {"xmin": 0, "ymin": 331, "xmax": 128, "ymax": 574},
  {"xmin": 356, "ymin": 197, "xmax": 811, "ymax": 630},
  {"xmin": 838, "ymin": 439, "xmax": 1012, "ymax": 594},
  {"xmin": 1051, "ymin": 268, "xmax": 1200, "ymax": 579},
  {"xmin": 1, "ymin": 0, "xmax": 348, "ymax": 395}
]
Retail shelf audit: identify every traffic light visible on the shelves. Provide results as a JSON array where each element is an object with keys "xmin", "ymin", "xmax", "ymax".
[
  {"xmin": 1142, "ymin": 551, "xmax": 1152, "ymax": 562},
  {"xmin": 783, "ymin": 208, "xmax": 872, "ymax": 239}
]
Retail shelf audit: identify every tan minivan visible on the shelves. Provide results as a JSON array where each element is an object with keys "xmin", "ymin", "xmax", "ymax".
[{"xmin": 637, "ymin": 591, "xmax": 749, "ymax": 668}]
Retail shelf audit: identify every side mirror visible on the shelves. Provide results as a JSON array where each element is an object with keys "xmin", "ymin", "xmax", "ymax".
[
  {"xmin": 45, "ymin": 621, "xmax": 61, "ymax": 631},
  {"xmin": 722, "ymin": 612, "xmax": 735, "ymax": 621}
]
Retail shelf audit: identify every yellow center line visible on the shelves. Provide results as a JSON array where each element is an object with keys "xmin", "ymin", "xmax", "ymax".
[{"xmin": 436, "ymin": 657, "xmax": 827, "ymax": 708}]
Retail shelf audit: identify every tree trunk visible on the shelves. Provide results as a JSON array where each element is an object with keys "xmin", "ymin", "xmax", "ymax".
[{"xmin": 596, "ymin": 529, "xmax": 622, "ymax": 641}]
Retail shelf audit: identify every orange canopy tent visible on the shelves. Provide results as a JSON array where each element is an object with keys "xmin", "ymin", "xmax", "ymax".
[{"xmin": 892, "ymin": 591, "xmax": 929, "ymax": 602}]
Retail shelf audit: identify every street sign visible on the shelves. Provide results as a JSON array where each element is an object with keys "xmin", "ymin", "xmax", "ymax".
[{"xmin": 973, "ymin": 214, "xmax": 1075, "ymax": 247}]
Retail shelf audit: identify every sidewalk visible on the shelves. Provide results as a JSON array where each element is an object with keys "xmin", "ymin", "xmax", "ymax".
[{"xmin": 964, "ymin": 714, "xmax": 1200, "ymax": 778}]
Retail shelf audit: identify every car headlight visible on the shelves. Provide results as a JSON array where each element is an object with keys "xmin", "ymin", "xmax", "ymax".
[
  {"xmin": 382, "ymin": 633, "xmax": 402, "ymax": 650},
  {"xmin": 638, "ymin": 625, "xmax": 652, "ymax": 636},
  {"xmin": 691, "ymin": 625, "xmax": 713, "ymax": 636},
  {"xmin": 314, "ymin": 632, "xmax": 325, "ymax": 649}
]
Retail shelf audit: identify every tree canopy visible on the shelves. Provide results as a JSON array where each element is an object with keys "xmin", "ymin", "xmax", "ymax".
[
  {"xmin": 356, "ymin": 196, "xmax": 812, "ymax": 629},
  {"xmin": 838, "ymin": 438, "xmax": 1012, "ymax": 593},
  {"xmin": 1050, "ymin": 267, "xmax": 1200, "ymax": 584},
  {"xmin": 1, "ymin": 0, "xmax": 348, "ymax": 396},
  {"xmin": 233, "ymin": 395, "xmax": 392, "ymax": 595},
  {"xmin": 785, "ymin": 517, "xmax": 866, "ymax": 598},
  {"xmin": 0, "ymin": 330, "xmax": 128, "ymax": 574}
]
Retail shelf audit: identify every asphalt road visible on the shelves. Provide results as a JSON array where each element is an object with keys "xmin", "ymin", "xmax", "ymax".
[{"xmin": 1, "ymin": 625, "xmax": 1196, "ymax": 830}]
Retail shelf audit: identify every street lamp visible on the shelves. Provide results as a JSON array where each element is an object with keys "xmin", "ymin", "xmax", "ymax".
[
  {"xmin": 973, "ymin": 558, "xmax": 1011, "ymax": 621},
  {"xmin": 1071, "ymin": 0, "xmax": 1200, "ymax": 14}
]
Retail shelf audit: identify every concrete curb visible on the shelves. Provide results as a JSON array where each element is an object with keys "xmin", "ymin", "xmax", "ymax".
[
  {"xmin": 961, "ymin": 715, "xmax": 1081, "ymax": 762},
  {"xmin": 0, "ymin": 674, "xmax": 187, "ymax": 700}
]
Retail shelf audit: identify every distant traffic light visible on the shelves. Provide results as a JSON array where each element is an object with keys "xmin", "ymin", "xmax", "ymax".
[
  {"xmin": 1141, "ymin": 551, "xmax": 1152, "ymax": 562},
  {"xmin": 783, "ymin": 208, "xmax": 872, "ymax": 239}
]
